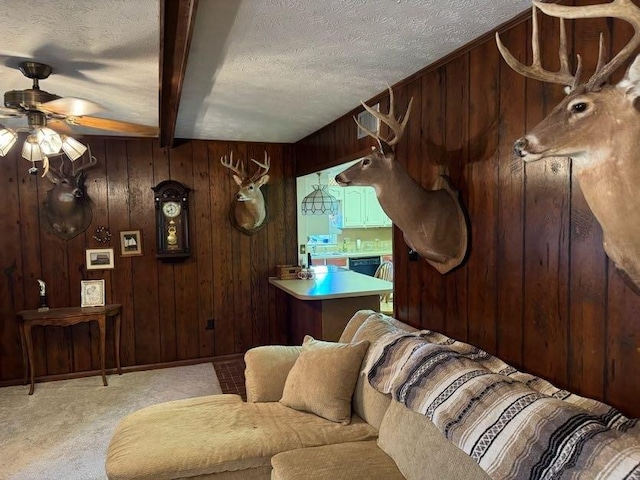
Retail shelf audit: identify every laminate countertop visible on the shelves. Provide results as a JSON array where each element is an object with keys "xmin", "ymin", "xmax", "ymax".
[{"xmin": 269, "ymin": 267, "xmax": 392, "ymax": 301}]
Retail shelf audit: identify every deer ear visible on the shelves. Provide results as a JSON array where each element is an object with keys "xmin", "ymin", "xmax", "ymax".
[
  {"xmin": 617, "ymin": 54, "xmax": 640, "ymax": 99},
  {"xmin": 256, "ymin": 175, "xmax": 269, "ymax": 187},
  {"xmin": 232, "ymin": 174, "xmax": 243, "ymax": 186}
]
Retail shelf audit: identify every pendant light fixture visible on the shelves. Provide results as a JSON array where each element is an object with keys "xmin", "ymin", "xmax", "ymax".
[{"xmin": 301, "ymin": 172, "xmax": 339, "ymax": 215}]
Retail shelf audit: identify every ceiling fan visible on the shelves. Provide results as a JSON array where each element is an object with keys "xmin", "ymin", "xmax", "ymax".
[
  {"xmin": 0, "ymin": 61, "xmax": 158, "ymax": 137},
  {"xmin": 0, "ymin": 61, "xmax": 158, "ymax": 175}
]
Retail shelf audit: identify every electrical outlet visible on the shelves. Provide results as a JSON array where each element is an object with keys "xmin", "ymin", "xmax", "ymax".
[
  {"xmin": 300, "ymin": 244, "xmax": 306, "ymax": 254},
  {"xmin": 205, "ymin": 319, "xmax": 214, "ymax": 330}
]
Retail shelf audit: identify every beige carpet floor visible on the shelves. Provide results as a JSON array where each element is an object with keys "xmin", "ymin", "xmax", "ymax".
[{"xmin": 0, "ymin": 363, "xmax": 222, "ymax": 480}]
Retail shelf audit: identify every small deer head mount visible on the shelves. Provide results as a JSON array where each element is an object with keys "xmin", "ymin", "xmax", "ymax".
[
  {"xmin": 221, "ymin": 151, "xmax": 270, "ymax": 235},
  {"xmin": 40, "ymin": 153, "xmax": 97, "ymax": 240},
  {"xmin": 496, "ymin": 0, "xmax": 640, "ymax": 291},
  {"xmin": 335, "ymin": 86, "xmax": 468, "ymax": 273}
]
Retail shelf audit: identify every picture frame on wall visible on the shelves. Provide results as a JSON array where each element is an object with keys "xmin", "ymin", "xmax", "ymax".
[
  {"xmin": 81, "ymin": 279, "xmax": 106, "ymax": 307},
  {"xmin": 86, "ymin": 248, "xmax": 115, "ymax": 270},
  {"xmin": 120, "ymin": 230, "xmax": 143, "ymax": 257}
]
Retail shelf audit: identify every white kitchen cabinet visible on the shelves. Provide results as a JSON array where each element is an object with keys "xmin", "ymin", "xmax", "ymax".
[
  {"xmin": 343, "ymin": 186, "xmax": 391, "ymax": 227},
  {"xmin": 343, "ymin": 188, "xmax": 366, "ymax": 227}
]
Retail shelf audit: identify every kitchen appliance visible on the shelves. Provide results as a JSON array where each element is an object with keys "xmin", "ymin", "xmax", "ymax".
[{"xmin": 349, "ymin": 256, "xmax": 381, "ymax": 277}]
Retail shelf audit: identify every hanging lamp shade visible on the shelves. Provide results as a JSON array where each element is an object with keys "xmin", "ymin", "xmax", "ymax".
[{"xmin": 301, "ymin": 173, "xmax": 339, "ymax": 215}]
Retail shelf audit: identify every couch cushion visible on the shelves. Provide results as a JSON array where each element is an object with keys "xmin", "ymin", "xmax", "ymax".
[
  {"xmin": 245, "ymin": 345, "xmax": 302, "ymax": 402},
  {"xmin": 349, "ymin": 313, "xmax": 418, "ymax": 430},
  {"xmin": 338, "ymin": 309, "xmax": 378, "ymax": 343},
  {"xmin": 279, "ymin": 336, "xmax": 369, "ymax": 425},
  {"xmin": 106, "ymin": 394, "xmax": 377, "ymax": 480},
  {"xmin": 270, "ymin": 441, "xmax": 404, "ymax": 480},
  {"xmin": 378, "ymin": 400, "xmax": 490, "ymax": 480}
]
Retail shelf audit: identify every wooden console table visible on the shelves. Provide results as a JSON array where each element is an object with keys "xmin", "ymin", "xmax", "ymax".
[{"xmin": 16, "ymin": 304, "xmax": 122, "ymax": 395}]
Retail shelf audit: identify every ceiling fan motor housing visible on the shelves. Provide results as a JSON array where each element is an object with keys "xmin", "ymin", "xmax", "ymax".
[{"xmin": 4, "ymin": 62, "xmax": 60, "ymax": 111}]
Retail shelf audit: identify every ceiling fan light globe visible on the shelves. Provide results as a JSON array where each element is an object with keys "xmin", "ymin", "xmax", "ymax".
[
  {"xmin": 36, "ymin": 127, "xmax": 62, "ymax": 155},
  {"xmin": 0, "ymin": 128, "xmax": 17, "ymax": 156},
  {"xmin": 61, "ymin": 135, "xmax": 87, "ymax": 161},
  {"xmin": 22, "ymin": 135, "xmax": 45, "ymax": 162}
]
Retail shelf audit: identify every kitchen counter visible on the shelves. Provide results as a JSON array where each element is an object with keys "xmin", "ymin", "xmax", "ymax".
[
  {"xmin": 268, "ymin": 267, "xmax": 392, "ymax": 300},
  {"xmin": 309, "ymin": 250, "xmax": 392, "ymax": 259},
  {"xmin": 269, "ymin": 268, "xmax": 392, "ymax": 343}
]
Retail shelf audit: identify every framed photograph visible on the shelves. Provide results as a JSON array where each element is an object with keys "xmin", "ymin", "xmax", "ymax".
[
  {"xmin": 86, "ymin": 248, "xmax": 115, "ymax": 270},
  {"xmin": 120, "ymin": 230, "xmax": 143, "ymax": 257},
  {"xmin": 81, "ymin": 279, "xmax": 105, "ymax": 307}
]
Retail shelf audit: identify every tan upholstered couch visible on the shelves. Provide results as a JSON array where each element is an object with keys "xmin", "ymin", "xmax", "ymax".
[
  {"xmin": 105, "ymin": 310, "xmax": 639, "ymax": 479},
  {"xmin": 106, "ymin": 310, "xmax": 488, "ymax": 479}
]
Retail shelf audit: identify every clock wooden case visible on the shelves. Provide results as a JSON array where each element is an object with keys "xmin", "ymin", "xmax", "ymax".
[{"xmin": 152, "ymin": 180, "xmax": 191, "ymax": 260}]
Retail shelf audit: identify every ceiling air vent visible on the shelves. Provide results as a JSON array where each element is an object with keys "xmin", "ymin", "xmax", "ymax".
[{"xmin": 356, "ymin": 103, "xmax": 380, "ymax": 139}]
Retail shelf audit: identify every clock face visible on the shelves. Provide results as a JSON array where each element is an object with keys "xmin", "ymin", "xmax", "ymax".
[{"xmin": 162, "ymin": 201, "xmax": 181, "ymax": 218}]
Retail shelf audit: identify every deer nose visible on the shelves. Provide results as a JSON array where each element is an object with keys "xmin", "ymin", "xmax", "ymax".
[{"xmin": 513, "ymin": 137, "xmax": 528, "ymax": 158}]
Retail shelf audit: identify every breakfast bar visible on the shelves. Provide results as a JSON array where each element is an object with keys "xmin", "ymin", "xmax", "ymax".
[{"xmin": 269, "ymin": 266, "xmax": 392, "ymax": 343}]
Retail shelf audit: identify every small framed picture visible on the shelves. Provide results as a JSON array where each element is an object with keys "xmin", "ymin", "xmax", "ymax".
[
  {"xmin": 86, "ymin": 248, "xmax": 115, "ymax": 270},
  {"xmin": 81, "ymin": 279, "xmax": 105, "ymax": 307},
  {"xmin": 120, "ymin": 230, "xmax": 143, "ymax": 257}
]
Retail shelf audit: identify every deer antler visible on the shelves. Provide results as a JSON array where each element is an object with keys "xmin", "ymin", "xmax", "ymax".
[
  {"xmin": 496, "ymin": 5, "xmax": 582, "ymax": 90},
  {"xmin": 354, "ymin": 85, "xmax": 413, "ymax": 147},
  {"xmin": 220, "ymin": 151, "xmax": 247, "ymax": 178},
  {"xmin": 249, "ymin": 151, "xmax": 270, "ymax": 182},
  {"xmin": 534, "ymin": 0, "xmax": 640, "ymax": 90}
]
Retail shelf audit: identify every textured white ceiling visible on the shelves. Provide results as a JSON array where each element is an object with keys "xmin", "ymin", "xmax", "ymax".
[{"xmin": 0, "ymin": 0, "xmax": 531, "ymax": 144}]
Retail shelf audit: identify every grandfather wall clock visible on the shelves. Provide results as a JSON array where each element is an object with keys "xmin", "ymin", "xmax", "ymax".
[{"xmin": 153, "ymin": 180, "xmax": 191, "ymax": 260}]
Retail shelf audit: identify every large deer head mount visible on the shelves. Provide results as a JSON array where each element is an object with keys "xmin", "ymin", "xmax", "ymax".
[
  {"xmin": 335, "ymin": 86, "xmax": 469, "ymax": 274},
  {"xmin": 496, "ymin": 0, "xmax": 640, "ymax": 291},
  {"xmin": 40, "ymin": 152, "xmax": 97, "ymax": 240},
  {"xmin": 221, "ymin": 151, "xmax": 270, "ymax": 235}
]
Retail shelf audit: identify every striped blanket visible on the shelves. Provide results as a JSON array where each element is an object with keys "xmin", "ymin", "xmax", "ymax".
[{"xmin": 365, "ymin": 331, "xmax": 640, "ymax": 480}]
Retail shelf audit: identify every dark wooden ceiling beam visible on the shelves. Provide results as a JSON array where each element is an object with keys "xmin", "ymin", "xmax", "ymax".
[{"xmin": 159, "ymin": 0, "xmax": 199, "ymax": 148}]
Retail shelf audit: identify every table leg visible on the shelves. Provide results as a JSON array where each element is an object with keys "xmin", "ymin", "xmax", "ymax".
[
  {"xmin": 98, "ymin": 315, "xmax": 108, "ymax": 386},
  {"xmin": 24, "ymin": 323, "xmax": 35, "ymax": 395},
  {"xmin": 19, "ymin": 321, "xmax": 28, "ymax": 385},
  {"xmin": 114, "ymin": 313, "xmax": 121, "ymax": 375}
]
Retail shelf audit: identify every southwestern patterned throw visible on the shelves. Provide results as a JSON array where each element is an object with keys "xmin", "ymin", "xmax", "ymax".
[{"xmin": 365, "ymin": 330, "xmax": 640, "ymax": 480}]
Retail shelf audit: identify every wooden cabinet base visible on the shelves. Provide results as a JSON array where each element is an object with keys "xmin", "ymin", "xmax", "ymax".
[{"xmin": 288, "ymin": 295, "xmax": 379, "ymax": 344}]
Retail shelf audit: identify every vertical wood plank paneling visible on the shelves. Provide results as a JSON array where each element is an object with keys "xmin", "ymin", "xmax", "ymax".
[
  {"xmin": 444, "ymin": 54, "xmax": 470, "ymax": 342},
  {"xmin": 419, "ymin": 71, "xmax": 447, "ymax": 333},
  {"xmin": 522, "ymin": 13, "xmax": 571, "ymax": 386},
  {"xmin": 496, "ymin": 23, "xmax": 526, "ymax": 366},
  {"xmin": 127, "ymin": 139, "xmax": 162, "ymax": 364},
  {"xmin": 248, "ymin": 143, "xmax": 270, "ymax": 348},
  {"xmin": 106, "ymin": 139, "xmax": 136, "ymax": 367},
  {"xmin": 467, "ymin": 39, "xmax": 499, "ymax": 353},
  {"xmin": 192, "ymin": 140, "xmax": 215, "ymax": 357},
  {"xmin": 211, "ymin": 141, "xmax": 235, "ymax": 355},
  {"xmin": 169, "ymin": 141, "xmax": 200, "ymax": 360},
  {"xmin": 152, "ymin": 142, "xmax": 177, "ymax": 362},
  {"xmin": 0, "ymin": 147, "xmax": 24, "ymax": 380},
  {"xmin": 401, "ymin": 81, "xmax": 423, "ymax": 328},
  {"xmin": 567, "ymin": 1, "xmax": 608, "ymax": 399}
]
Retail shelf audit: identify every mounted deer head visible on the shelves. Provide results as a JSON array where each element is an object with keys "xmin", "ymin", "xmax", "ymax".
[
  {"xmin": 496, "ymin": 0, "xmax": 640, "ymax": 290},
  {"xmin": 221, "ymin": 151, "xmax": 270, "ymax": 234},
  {"xmin": 41, "ymin": 152, "xmax": 97, "ymax": 240},
  {"xmin": 335, "ymin": 86, "xmax": 468, "ymax": 273}
]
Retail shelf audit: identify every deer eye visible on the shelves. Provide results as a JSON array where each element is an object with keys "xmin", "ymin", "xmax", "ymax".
[
  {"xmin": 571, "ymin": 102, "xmax": 588, "ymax": 113},
  {"xmin": 362, "ymin": 158, "xmax": 371, "ymax": 166}
]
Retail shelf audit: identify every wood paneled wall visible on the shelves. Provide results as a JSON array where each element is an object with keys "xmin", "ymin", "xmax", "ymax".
[
  {"xmin": 295, "ymin": 6, "xmax": 640, "ymax": 417},
  {"xmin": 0, "ymin": 139, "xmax": 297, "ymax": 384}
]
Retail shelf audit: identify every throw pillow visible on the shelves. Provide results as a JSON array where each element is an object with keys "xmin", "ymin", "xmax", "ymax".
[{"xmin": 280, "ymin": 335, "xmax": 369, "ymax": 425}]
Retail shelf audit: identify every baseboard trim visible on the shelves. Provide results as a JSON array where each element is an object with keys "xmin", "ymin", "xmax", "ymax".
[{"xmin": 0, "ymin": 354, "xmax": 245, "ymax": 388}]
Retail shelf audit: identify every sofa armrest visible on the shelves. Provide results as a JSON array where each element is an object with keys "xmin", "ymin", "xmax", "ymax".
[{"xmin": 244, "ymin": 345, "xmax": 302, "ymax": 402}]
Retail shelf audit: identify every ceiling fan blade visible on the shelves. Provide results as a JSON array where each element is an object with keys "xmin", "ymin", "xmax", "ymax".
[
  {"xmin": 41, "ymin": 97, "xmax": 104, "ymax": 116},
  {"xmin": 0, "ymin": 107, "xmax": 23, "ymax": 118},
  {"xmin": 66, "ymin": 116, "xmax": 158, "ymax": 137},
  {"xmin": 47, "ymin": 118, "xmax": 78, "ymax": 135}
]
